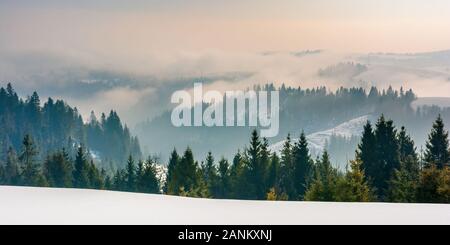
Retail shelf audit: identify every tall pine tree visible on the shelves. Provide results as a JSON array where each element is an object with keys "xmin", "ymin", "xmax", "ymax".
[
  {"xmin": 72, "ymin": 146, "xmax": 90, "ymax": 188},
  {"xmin": 165, "ymin": 148, "xmax": 180, "ymax": 194},
  {"xmin": 292, "ymin": 131, "xmax": 313, "ymax": 199},
  {"xmin": 424, "ymin": 115, "xmax": 450, "ymax": 169},
  {"xmin": 19, "ymin": 134, "xmax": 42, "ymax": 186}
]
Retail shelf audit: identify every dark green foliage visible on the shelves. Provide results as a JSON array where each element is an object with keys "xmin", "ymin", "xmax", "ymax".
[
  {"xmin": 136, "ymin": 157, "xmax": 160, "ymax": 194},
  {"xmin": 305, "ymin": 151, "xmax": 339, "ymax": 201},
  {"xmin": 357, "ymin": 121, "xmax": 377, "ymax": 182},
  {"xmin": 0, "ymin": 83, "xmax": 141, "ymax": 170},
  {"xmin": 19, "ymin": 135, "xmax": 43, "ymax": 186},
  {"xmin": 229, "ymin": 150, "xmax": 247, "ymax": 199},
  {"xmin": 43, "ymin": 149, "xmax": 72, "ymax": 188},
  {"xmin": 267, "ymin": 153, "xmax": 280, "ymax": 193},
  {"xmin": 169, "ymin": 147, "xmax": 204, "ymax": 196},
  {"xmin": 335, "ymin": 160, "xmax": 373, "ymax": 202},
  {"xmin": 424, "ymin": 115, "xmax": 450, "ymax": 169},
  {"xmin": 216, "ymin": 157, "xmax": 231, "ymax": 198},
  {"xmin": 358, "ymin": 115, "xmax": 400, "ymax": 200},
  {"xmin": 292, "ymin": 131, "xmax": 313, "ymax": 199},
  {"xmin": 398, "ymin": 126, "xmax": 418, "ymax": 162},
  {"xmin": 72, "ymin": 146, "xmax": 90, "ymax": 188},
  {"xmin": 165, "ymin": 149, "xmax": 180, "ymax": 194},
  {"xmin": 3, "ymin": 148, "xmax": 20, "ymax": 185},
  {"xmin": 278, "ymin": 134, "xmax": 295, "ymax": 199},
  {"xmin": 88, "ymin": 160, "xmax": 104, "ymax": 189},
  {"xmin": 202, "ymin": 152, "xmax": 219, "ymax": 197},
  {"xmin": 125, "ymin": 155, "xmax": 136, "ymax": 192},
  {"xmin": 416, "ymin": 166, "xmax": 449, "ymax": 203}
]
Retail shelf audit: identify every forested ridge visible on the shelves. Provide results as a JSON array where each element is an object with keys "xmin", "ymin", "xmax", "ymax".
[
  {"xmin": 0, "ymin": 83, "xmax": 449, "ymax": 203},
  {"xmin": 0, "ymin": 83, "xmax": 141, "ymax": 170}
]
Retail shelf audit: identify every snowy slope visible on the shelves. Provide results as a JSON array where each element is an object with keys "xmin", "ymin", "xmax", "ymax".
[
  {"xmin": 269, "ymin": 115, "xmax": 369, "ymax": 155},
  {"xmin": 0, "ymin": 186, "xmax": 449, "ymax": 225}
]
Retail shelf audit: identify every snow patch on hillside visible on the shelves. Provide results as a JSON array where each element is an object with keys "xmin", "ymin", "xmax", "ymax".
[
  {"xmin": 0, "ymin": 186, "xmax": 448, "ymax": 225},
  {"xmin": 269, "ymin": 115, "xmax": 370, "ymax": 155}
]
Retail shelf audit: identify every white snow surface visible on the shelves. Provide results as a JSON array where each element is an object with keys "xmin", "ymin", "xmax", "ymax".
[
  {"xmin": 1, "ymin": 186, "xmax": 449, "ymax": 225},
  {"xmin": 269, "ymin": 115, "xmax": 370, "ymax": 155}
]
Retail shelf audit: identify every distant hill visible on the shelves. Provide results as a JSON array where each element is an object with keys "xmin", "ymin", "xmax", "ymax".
[{"xmin": 0, "ymin": 83, "xmax": 141, "ymax": 170}]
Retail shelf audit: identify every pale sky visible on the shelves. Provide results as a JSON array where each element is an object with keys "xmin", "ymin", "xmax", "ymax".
[
  {"xmin": 1, "ymin": 0, "xmax": 450, "ymax": 123},
  {"xmin": 1, "ymin": 0, "xmax": 450, "ymax": 54}
]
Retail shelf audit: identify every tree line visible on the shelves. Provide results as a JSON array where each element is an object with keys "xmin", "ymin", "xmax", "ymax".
[
  {"xmin": 163, "ymin": 114, "xmax": 449, "ymax": 203},
  {"xmin": 0, "ymin": 134, "xmax": 160, "ymax": 194},
  {"xmin": 0, "ymin": 105, "xmax": 448, "ymax": 203},
  {"xmin": 0, "ymin": 83, "xmax": 141, "ymax": 170}
]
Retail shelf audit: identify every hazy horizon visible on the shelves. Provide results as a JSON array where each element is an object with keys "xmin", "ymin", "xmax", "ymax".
[{"xmin": 1, "ymin": 0, "xmax": 450, "ymax": 125}]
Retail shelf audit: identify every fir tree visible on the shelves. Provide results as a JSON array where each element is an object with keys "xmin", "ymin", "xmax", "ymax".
[
  {"xmin": 398, "ymin": 126, "xmax": 418, "ymax": 162},
  {"xmin": 202, "ymin": 152, "xmax": 218, "ymax": 197},
  {"xmin": 357, "ymin": 121, "xmax": 377, "ymax": 185},
  {"xmin": 416, "ymin": 165, "xmax": 449, "ymax": 203},
  {"xmin": 388, "ymin": 161, "xmax": 418, "ymax": 203},
  {"xmin": 3, "ymin": 147, "xmax": 20, "ymax": 185},
  {"xmin": 19, "ymin": 134, "xmax": 42, "ymax": 186},
  {"xmin": 305, "ymin": 151, "xmax": 338, "ymax": 201},
  {"xmin": 278, "ymin": 134, "xmax": 295, "ymax": 199},
  {"xmin": 373, "ymin": 115, "xmax": 401, "ymax": 199},
  {"xmin": 165, "ymin": 148, "xmax": 180, "ymax": 194},
  {"xmin": 292, "ymin": 131, "xmax": 313, "ymax": 199},
  {"xmin": 229, "ymin": 150, "xmax": 246, "ymax": 199},
  {"xmin": 88, "ymin": 160, "xmax": 103, "ymax": 189},
  {"xmin": 216, "ymin": 157, "xmax": 230, "ymax": 199},
  {"xmin": 139, "ymin": 157, "xmax": 160, "ymax": 194},
  {"xmin": 267, "ymin": 152, "xmax": 280, "ymax": 191},
  {"xmin": 257, "ymin": 138, "xmax": 271, "ymax": 199},
  {"xmin": 335, "ymin": 160, "xmax": 373, "ymax": 202},
  {"xmin": 72, "ymin": 146, "xmax": 90, "ymax": 188},
  {"xmin": 136, "ymin": 160, "xmax": 145, "ymax": 192},
  {"xmin": 245, "ymin": 129, "xmax": 262, "ymax": 199},
  {"xmin": 175, "ymin": 147, "xmax": 201, "ymax": 195},
  {"xmin": 424, "ymin": 115, "xmax": 450, "ymax": 169},
  {"xmin": 125, "ymin": 155, "xmax": 136, "ymax": 192},
  {"xmin": 43, "ymin": 149, "xmax": 72, "ymax": 188}
]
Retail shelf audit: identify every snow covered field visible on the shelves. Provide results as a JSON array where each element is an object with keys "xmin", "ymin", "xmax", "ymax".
[{"xmin": 0, "ymin": 186, "xmax": 449, "ymax": 225}]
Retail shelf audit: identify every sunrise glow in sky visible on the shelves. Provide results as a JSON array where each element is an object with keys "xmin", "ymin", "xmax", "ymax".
[{"xmin": 1, "ymin": 0, "xmax": 450, "ymax": 54}]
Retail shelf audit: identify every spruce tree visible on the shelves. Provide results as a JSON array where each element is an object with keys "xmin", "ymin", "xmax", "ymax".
[
  {"xmin": 43, "ymin": 149, "xmax": 73, "ymax": 188},
  {"xmin": 373, "ymin": 115, "xmax": 401, "ymax": 199},
  {"xmin": 267, "ymin": 152, "xmax": 280, "ymax": 192},
  {"xmin": 139, "ymin": 157, "xmax": 160, "ymax": 194},
  {"xmin": 72, "ymin": 146, "xmax": 90, "ymax": 188},
  {"xmin": 245, "ymin": 129, "xmax": 261, "ymax": 199},
  {"xmin": 292, "ymin": 131, "xmax": 313, "ymax": 199},
  {"xmin": 335, "ymin": 160, "xmax": 373, "ymax": 202},
  {"xmin": 202, "ymin": 152, "xmax": 218, "ymax": 197},
  {"xmin": 388, "ymin": 161, "xmax": 418, "ymax": 203},
  {"xmin": 416, "ymin": 165, "xmax": 449, "ymax": 203},
  {"xmin": 425, "ymin": 115, "xmax": 450, "ymax": 169},
  {"xmin": 175, "ymin": 147, "xmax": 201, "ymax": 196},
  {"xmin": 3, "ymin": 147, "xmax": 20, "ymax": 185},
  {"xmin": 19, "ymin": 134, "xmax": 42, "ymax": 186},
  {"xmin": 398, "ymin": 126, "xmax": 418, "ymax": 162},
  {"xmin": 136, "ymin": 160, "xmax": 145, "ymax": 192},
  {"xmin": 165, "ymin": 148, "xmax": 180, "ymax": 195},
  {"xmin": 357, "ymin": 121, "xmax": 376, "ymax": 184},
  {"xmin": 229, "ymin": 150, "xmax": 247, "ymax": 199},
  {"xmin": 305, "ymin": 151, "xmax": 338, "ymax": 201},
  {"xmin": 125, "ymin": 155, "xmax": 136, "ymax": 192},
  {"xmin": 88, "ymin": 160, "xmax": 103, "ymax": 189},
  {"xmin": 257, "ymin": 138, "xmax": 271, "ymax": 199},
  {"xmin": 278, "ymin": 134, "xmax": 295, "ymax": 199},
  {"xmin": 216, "ymin": 157, "xmax": 230, "ymax": 198}
]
